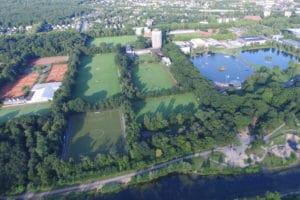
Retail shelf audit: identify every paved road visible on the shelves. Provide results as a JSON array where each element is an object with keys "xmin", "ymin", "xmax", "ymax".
[{"xmin": 6, "ymin": 150, "xmax": 212, "ymax": 200}]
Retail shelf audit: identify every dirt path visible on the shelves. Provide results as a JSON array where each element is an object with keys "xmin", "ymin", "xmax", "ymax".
[{"xmin": 264, "ymin": 123, "xmax": 286, "ymax": 142}]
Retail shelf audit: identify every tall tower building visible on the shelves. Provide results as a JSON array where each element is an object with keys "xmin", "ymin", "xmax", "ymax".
[{"xmin": 151, "ymin": 29, "xmax": 162, "ymax": 49}]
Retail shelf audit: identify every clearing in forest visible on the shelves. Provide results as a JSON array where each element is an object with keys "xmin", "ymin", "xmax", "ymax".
[
  {"xmin": 65, "ymin": 110, "xmax": 126, "ymax": 161},
  {"xmin": 0, "ymin": 103, "xmax": 51, "ymax": 123},
  {"xmin": 135, "ymin": 93, "xmax": 197, "ymax": 122},
  {"xmin": 90, "ymin": 35, "xmax": 137, "ymax": 46},
  {"xmin": 73, "ymin": 53, "xmax": 121, "ymax": 102}
]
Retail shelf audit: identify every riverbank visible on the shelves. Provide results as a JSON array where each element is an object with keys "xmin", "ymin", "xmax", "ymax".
[
  {"xmin": 5, "ymin": 120, "xmax": 300, "ymax": 199},
  {"xmin": 43, "ymin": 163, "xmax": 300, "ymax": 200}
]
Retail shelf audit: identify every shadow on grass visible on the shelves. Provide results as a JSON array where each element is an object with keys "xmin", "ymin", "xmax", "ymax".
[
  {"xmin": 135, "ymin": 97, "xmax": 196, "ymax": 122},
  {"xmin": 0, "ymin": 110, "xmax": 20, "ymax": 124},
  {"xmin": 66, "ymin": 112, "xmax": 126, "ymax": 162}
]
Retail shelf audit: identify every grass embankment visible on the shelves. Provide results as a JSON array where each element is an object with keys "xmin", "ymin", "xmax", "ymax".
[
  {"xmin": 89, "ymin": 35, "xmax": 137, "ymax": 46},
  {"xmin": 65, "ymin": 110, "xmax": 125, "ymax": 161},
  {"xmin": 0, "ymin": 103, "xmax": 51, "ymax": 123},
  {"xmin": 73, "ymin": 53, "xmax": 121, "ymax": 102}
]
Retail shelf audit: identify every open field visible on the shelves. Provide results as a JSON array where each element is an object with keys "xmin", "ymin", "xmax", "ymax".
[
  {"xmin": 46, "ymin": 64, "xmax": 68, "ymax": 82},
  {"xmin": 138, "ymin": 54, "xmax": 156, "ymax": 63},
  {"xmin": 73, "ymin": 53, "xmax": 121, "ymax": 102},
  {"xmin": 0, "ymin": 73, "xmax": 39, "ymax": 98},
  {"xmin": 30, "ymin": 56, "xmax": 69, "ymax": 66},
  {"xmin": 65, "ymin": 110, "xmax": 125, "ymax": 160},
  {"xmin": 133, "ymin": 63, "xmax": 175, "ymax": 93},
  {"xmin": 90, "ymin": 35, "xmax": 137, "ymax": 46},
  {"xmin": 135, "ymin": 93, "xmax": 197, "ymax": 121},
  {"xmin": 0, "ymin": 103, "xmax": 51, "ymax": 123}
]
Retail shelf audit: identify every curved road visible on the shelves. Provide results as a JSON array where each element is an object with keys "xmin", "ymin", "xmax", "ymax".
[{"xmin": 7, "ymin": 151, "xmax": 211, "ymax": 200}]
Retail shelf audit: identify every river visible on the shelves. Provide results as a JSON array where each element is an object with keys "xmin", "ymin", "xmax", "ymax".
[{"xmin": 96, "ymin": 166, "xmax": 300, "ymax": 200}]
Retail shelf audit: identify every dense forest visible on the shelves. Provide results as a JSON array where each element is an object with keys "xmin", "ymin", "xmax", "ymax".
[
  {"xmin": 0, "ymin": 31, "xmax": 89, "ymax": 85},
  {"xmin": 0, "ymin": 0, "xmax": 90, "ymax": 27}
]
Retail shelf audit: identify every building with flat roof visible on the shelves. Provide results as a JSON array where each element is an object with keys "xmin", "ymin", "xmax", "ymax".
[
  {"xmin": 238, "ymin": 36, "xmax": 267, "ymax": 46},
  {"xmin": 287, "ymin": 28, "xmax": 300, "ymax": 38},
  {"xmin": 29, "ymin": 82, "xmax": 62, "ymax": 103},
  {"xmin": 151, "ymin": 29, "xmax": 162, "ymax": 49},
  {"xmin": 282, "ymin": 39, "xmax": 300, "ymax": 49}
]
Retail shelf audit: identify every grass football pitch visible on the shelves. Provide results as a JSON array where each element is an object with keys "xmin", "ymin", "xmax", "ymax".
[
  {"xmin": 0, "ymin": 103, "xmax": 51, "ymax": 123},
  {"xmin": 90, "ymin": 35, "xmax": 137, "ymax": 46},
  {"xmin": 74, "ymin": 53, "xmax": 121, "ymax": 102},
  {"xmin": 133, "ymin": 63, "xmax": 175, "ymax": 93},
  {"xmin": 135, "ymin": 93, "xmax": 197, "ymax": 122},
  {"xmin": 65, "ymin": 110, "xmax": 125, "ymax": 160}
]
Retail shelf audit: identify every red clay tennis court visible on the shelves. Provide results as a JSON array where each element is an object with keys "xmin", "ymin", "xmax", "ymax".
[
  {"xmin": 30, "ymin": 56, "xmax": 69, "ymax": 66},
  {"xmin": 46, "ymin": 64, "xmax": 68, "ymax": 82},
  {"xmin": 0, "ymin": 73, "xmax": 39, "ymax": 98}
]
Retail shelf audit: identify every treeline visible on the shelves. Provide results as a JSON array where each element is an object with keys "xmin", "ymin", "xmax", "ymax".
[
  {"xmin": 86, "ymin": 28, "xmax": 135, "ymax": 38},
  {"xmin": 0, "ymin": 0, "xmax": 90, "ymax": 27}
]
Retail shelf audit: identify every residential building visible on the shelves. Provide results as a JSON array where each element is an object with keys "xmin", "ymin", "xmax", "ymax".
[{"xmin": 151, "ymin": 29, "xmax": 162, "ymax": 49}]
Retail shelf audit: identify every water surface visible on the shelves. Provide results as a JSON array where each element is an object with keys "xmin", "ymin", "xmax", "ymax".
[
  {"xmin": 99, "ymin": 167, "xmax": 300, "ymax": 200},
  {"xmin": 191, "ymin": 48, "xmax": 298, "ymax": 84}
]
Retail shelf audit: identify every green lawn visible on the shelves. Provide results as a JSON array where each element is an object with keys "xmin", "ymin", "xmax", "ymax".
[
  {"xmin": 138, "ymin": 54, "xmax": 156, "ymax": 63},
  {"xmin": 65, "ymin": 110, "xmax": 125, "ymax": 161},
  {"xmin": 0, "ymin": 103, "xmax": 51, "ymax": 123},
  {"xmin": 133, "ymin": 63, "xmax": 175, "ymax": 93},
  {"xmin": 74, "ymin": 53, "xmax": 121, "ymax": 102},
  {"xmin": 135, "ymin": 93, "xmax": 197, "ymax": 121},
  {"xmin": 90, "ymin": 35, "xmax": 137, "ymax": 46}
]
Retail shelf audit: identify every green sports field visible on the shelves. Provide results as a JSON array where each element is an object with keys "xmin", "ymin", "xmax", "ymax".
[
  {"xmin": 90, "ymin": 35, "xmax": 137, "ymax": 46},
  {"xmin": 65, "ymin": 110, "xmax": 125, "ymax": 160},
  {"xmin": 138, "ymin": 54, "xmax": 156, "ymax": 63},
  {"xmin": 133, "ymin": 63, "xmax": 175, "ymax": 93},
  {"xmin": 0, "ymin": 103, "xmax": 51, "ymax": 123},
  {"xmin": 74, "ymin": 53, "xmax": 121, "ymax": 102},
  {"xmin": 135, "ymin": 93, "xmax": 197, "ymax": 121}
]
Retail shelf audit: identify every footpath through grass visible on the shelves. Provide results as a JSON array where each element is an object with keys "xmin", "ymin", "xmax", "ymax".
[
  {"xmin": 73, "ymin": 53, "xmax": 121, "ymax": 102},
  {"xmin": 90, "ymin": 35, "xmax": 137, "ymax": 46},
  {"xmin": 135, "ymin": 93, "xmax": 197, "ymax": 122},
  {"xmin": 0, "ymin": 103, "xmax": 51, "ymax": 123},
  {"xmin": 133, "ymin": 63, "xmax": 175, "ymax": 93},
  {"xmin": 65, "ymin": 110, "xmax": 125, "ymax": 161}
]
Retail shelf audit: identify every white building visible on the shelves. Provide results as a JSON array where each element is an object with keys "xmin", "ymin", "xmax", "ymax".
[
  {"xmin": 263, "ymin": 10, "xmax": 271, "ymax": 17},
  {"xmin": 287, "ymin": 28, "xmax": 300, "ymax": 38},
  {"xmin": 284, "ymin": 11, "xmax": 292, "ymax": 18},
  {"xmin": 272, "ymin": 35, "xmax": 284, "ymax": 41},
  {"xmin": 162, "ymin": 57, "xmax": 171, "ymax": 66},
  {"xmin": 134, "ymin": 27, "xmax": 144, "ymax": 36},
  {"xmin": 169, "ymin": 29, "xmax": 197, "ymax": 35},
  {"xmin": 29, "ymin": 82, "xmax": 62, "ymax": 103},
  {"xmin": 151, "ymin": 29, "xmax": 162, "ymax": 49}
]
